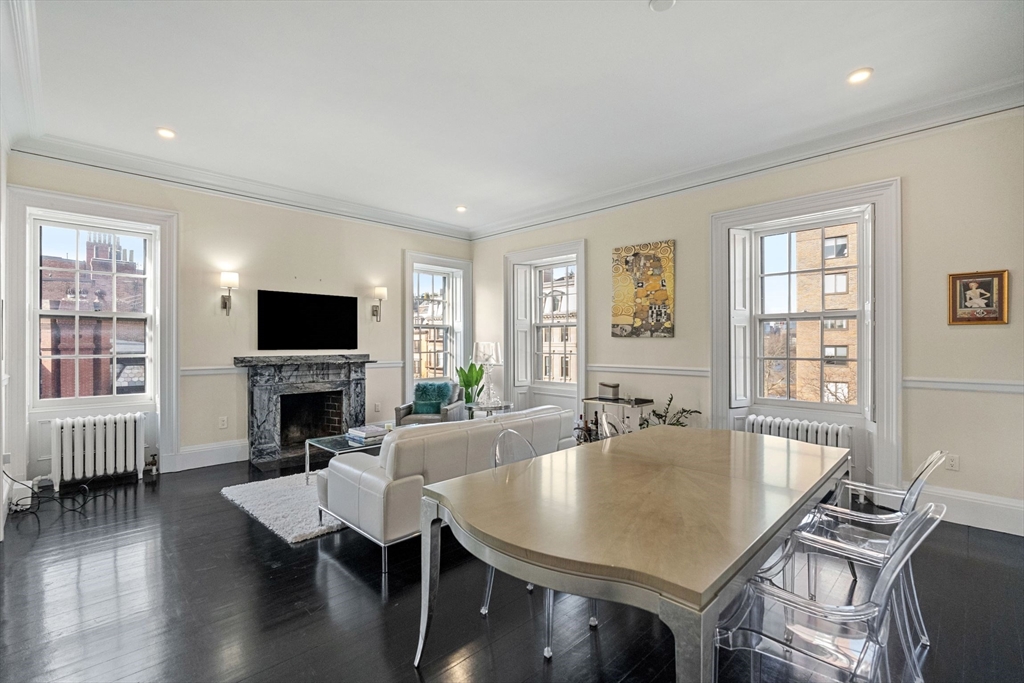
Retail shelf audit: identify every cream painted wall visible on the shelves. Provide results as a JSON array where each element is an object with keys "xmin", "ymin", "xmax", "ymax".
[
  {"xmin": 473, "ymin": 110, "xmax": 1024, "ymax": 502},
  {"xmin": 1, "ymin": 124, "xmax": 9, "ymax": 539},
  {"xmin": 7, "ymin": 154, "xmax": 469, "ymax": 459}
]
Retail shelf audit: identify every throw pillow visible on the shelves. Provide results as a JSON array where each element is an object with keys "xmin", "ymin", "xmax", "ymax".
[
  {"xmin": 438, "ymin": 378, "xmax": 454, "ymax": 405},
  {"xmin": 413, "ymin": 401, "xmax": 442, "ymax": 414},
  {"xmin": 414, "ymin": 381, "xmax": 452, "ymax": 404}
]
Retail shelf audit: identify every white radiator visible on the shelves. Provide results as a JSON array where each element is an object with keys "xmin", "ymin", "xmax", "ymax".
[
  {"xmin": 745, "ymin": 414, "xmax": 852, "ymax": 448},
  {"xmin": 50, "ymin": 413, "xmax": 146, "ymax": 491}
]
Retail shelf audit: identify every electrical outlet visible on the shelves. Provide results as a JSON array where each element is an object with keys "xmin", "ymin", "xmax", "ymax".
[
  {"xmin": 218, "ymin": 416, "xmax": 228, "ymax": 429},
  {"xmin": 945, "ymin": 454, "xmax": 960, "ymax": 471},
  {"xmin": 374, "ymin": 402, "xmax": 381, "ymax": 413}
]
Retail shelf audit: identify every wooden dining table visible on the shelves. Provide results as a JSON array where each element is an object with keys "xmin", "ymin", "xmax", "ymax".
[{"xmin": 412, "ymin": 425, "xmax": 849, "ymax": 681}]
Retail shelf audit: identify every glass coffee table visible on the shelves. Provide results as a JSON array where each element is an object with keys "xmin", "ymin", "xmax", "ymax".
[
  {"xmin": 465, "ymin": 402, "xmax": 514, "ymax": 418},
  {"xmin": 305, "ymin": 435, "xmax": 383, "ymax": 484}
]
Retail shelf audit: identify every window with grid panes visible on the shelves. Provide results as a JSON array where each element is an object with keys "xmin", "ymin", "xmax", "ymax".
[
  {"xmin": 37, "ymin": 222, "xmax": 151, "ymax": 400},
  {"xmin": 757, "ymin": 223, "xmax": 860, "ymax": 405},
  {"xmin": 412, "ymin": 270, "xmax": 454, "ymax": 379},
  {"xmin": 534, "ymin": 262, "xmax": 577, "ymax": 383}
]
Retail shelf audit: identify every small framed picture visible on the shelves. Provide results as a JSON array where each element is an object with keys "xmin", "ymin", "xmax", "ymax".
[{"xmin": 948, "ymin": 270, "xmax": 1008, "ymax": 325}]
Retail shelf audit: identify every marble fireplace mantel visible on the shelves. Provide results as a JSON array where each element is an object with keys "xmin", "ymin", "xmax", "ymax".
[{"xmin": 234, "ymin": 355, "xmax": 373, "ymax": 466}]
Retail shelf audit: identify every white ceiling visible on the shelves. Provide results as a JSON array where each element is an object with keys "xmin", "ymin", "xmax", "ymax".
[{"xmin": 2, "ymin": 0, "xmax": 1022, "ymax": 239}]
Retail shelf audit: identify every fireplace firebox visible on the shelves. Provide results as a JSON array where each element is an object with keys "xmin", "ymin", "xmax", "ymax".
[{"xmin": 280, "ymin": 391, "xmax": 345, "ymax": 450}]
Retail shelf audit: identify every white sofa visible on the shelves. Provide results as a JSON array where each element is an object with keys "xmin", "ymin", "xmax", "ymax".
[{"xmin": 316, "ymin": 405, "xmax": 576, "ymax": 572}]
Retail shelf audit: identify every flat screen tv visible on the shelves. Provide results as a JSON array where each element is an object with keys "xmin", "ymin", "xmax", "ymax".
[{"xmin": 257, "ymin": 290, "xmax": 358, "ymax": 350}]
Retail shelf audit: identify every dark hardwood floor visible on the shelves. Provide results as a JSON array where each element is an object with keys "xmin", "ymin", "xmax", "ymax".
[{"xmin": 2, "ymin": 462, "xmax": 1021, "ymax": 683}]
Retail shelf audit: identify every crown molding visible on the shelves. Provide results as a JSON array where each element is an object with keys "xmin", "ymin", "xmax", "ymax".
[
  {"xmin": 6, "ymin": 0, "xmax": 42, "ymax": 138},
  {"xmin": 11, "ymin": 135, "xmax": 473, "ymax": 241},
  {"xmin": 12, "ymin": 95, "xmax": 1024, "ymax": 246},
  {"xmin": 468, "ymin": 82, "xmax": 1024, "ymax": 241},
  {"xmin": 5, "ymin": 0, "xmax": 1021, "ymax": 248}
]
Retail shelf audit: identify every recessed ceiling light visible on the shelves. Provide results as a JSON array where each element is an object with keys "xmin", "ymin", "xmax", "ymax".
[
  {"xmin": 456, "ymin": 206, "xmax": 467, "ymax": 213},
  {"xmin": 649, "ymin": 0, "xmax": 676, "ymax": 11},
  {"xmin": 156, "ymin": 127, "xmax": 176, "ymax": 139},
  {"xmin": 847, "ymin": 68, "xmax": 873, "ymax": 85}
]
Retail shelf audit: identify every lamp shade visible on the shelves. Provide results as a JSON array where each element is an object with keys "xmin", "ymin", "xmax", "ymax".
[
  {"xmin": 220, "ymin": 272, "xmax": 239, "ymax": 289},
  {"xmin": 472, "ymin": 341, "xmax": 503, "ymax": 365},
  {"xmin": 374, "ymin": 286, "xmax": 388, "ymax": 301}
]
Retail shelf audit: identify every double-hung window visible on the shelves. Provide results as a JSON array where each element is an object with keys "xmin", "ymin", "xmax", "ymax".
[
  {"xmin": 754, "ymin": 217, "xmax": 867, "ymax": 409},
  {"xmin": 715, "ymin": 183, "xmax": 899, "ymax": 488},
  {"xmin": 533, "ymin": 262, "xmax": 577, "ymax": 383},
  {"xmin": 36, "ymin": 221, "xmax": 152, "ymax": 402},
  {"xmin": 412, "ymin": 269, "xmax": 452, "ymax": 379},
  {"xmin": 412, "ymin": 266, "xmax": 468, "ymax": 380}
]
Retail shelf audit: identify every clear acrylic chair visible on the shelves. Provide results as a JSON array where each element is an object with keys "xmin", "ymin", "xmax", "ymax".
[
  {"xmin": 480, "ymin": 429, "xmax": 600, "ymax": 659},
  {"xmin": 761, "ymin": 503, "xmax": 945, "ymax": 682},
  {"xmin": 599, "ymin": 412, "xmax": 626, "ymax": 438},
  {"xmin": 827, "ymin": 450, "xmax": 947, "ymax": 521},
  {"xmin": 806, "ymin": 451, "xmax": 947, "ymax": 647},
  {"xmin": 721, "ymin": 504, "xmax": 945, "ymax": 683}
]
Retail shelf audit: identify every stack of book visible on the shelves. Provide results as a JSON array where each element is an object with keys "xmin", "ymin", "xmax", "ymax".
[{"xmin": 347, "ymin": 425, "xmax": 387, "ymax": 446}]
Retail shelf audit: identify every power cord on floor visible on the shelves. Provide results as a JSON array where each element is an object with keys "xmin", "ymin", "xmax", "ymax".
[{"xmin": 3, "ymin": 468, "xmax": 116, "ymax": 518}]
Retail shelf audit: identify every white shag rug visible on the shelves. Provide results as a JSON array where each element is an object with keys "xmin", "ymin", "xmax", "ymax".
[{"xmin": 221, "ymin": 473, "xmax": 343, "ymax": 544}]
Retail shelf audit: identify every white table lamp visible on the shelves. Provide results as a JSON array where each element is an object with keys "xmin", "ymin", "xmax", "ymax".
[
  {"xmin": 472, "ymin": 341, "xmax": 503, "ymax": 366},
  {"xmin": 473, "ymin": 342, "xmax": 503, "ymax": 406}
]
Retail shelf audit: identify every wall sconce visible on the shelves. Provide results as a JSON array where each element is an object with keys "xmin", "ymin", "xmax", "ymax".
[
  {"xmin": 372, "ymin": 286, "xmax": 388, "ymax": 322},
  {"xmin": 221, "ymin": 272, "xmax": 239, "ymax": 316}
]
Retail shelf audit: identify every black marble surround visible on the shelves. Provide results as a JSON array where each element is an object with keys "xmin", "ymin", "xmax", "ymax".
[{"xmin": 234, "ymin": 355, "xmax": 371, "ymax": 466}]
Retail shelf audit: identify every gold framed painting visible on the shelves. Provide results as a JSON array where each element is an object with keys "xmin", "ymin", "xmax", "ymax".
[
  {"xmin": 612, "ymin": 240, "xmax": 674, "ymax": 337},
  {"xmin": 948, "ymin": 270, "xmax": 1008, "ymax": 325}
]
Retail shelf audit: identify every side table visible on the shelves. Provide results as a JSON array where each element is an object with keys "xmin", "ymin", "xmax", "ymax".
[{"xmin": 465, "ymin": 402, "xmax": 514, "ymax": 419}]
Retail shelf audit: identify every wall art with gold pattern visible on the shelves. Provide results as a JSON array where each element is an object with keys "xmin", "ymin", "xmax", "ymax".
[{"xmin": 611, "ymin": 240, "xmax": 675, "ymax": 337}]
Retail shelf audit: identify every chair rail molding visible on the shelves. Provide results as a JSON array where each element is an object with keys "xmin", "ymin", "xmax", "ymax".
[
  {"xmin": 587, "ymin": 364, "xmax": 711, "ymax": 378},
  {"xmin": 180, "ymin": 360, "xmax": 404, "ymax": 377},
  {"xmin": 181, "ymin": 366, "xmax": 246, "ymax": 377},
  {"xmin": 902, "ymin": 377, "xmax": 1024, "ymax": 395}
]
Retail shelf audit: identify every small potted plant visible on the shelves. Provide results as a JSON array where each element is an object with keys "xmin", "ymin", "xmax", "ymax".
[
  {"xmin": 639, "ymin": 394, "xmax": 701, "ymax": 429},
  {"xmin": 456, "ymin": 363, "xmax": 485, "ymax": 404}
]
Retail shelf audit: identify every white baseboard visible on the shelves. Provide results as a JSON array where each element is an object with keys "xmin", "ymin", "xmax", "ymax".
[
  {"xmin": 161, "ymin": 439, "xmax": 249, "ymax": 473},
  {"xmin": 917, "ymin": 483, "xmax": 1024, "ymax": 536}
]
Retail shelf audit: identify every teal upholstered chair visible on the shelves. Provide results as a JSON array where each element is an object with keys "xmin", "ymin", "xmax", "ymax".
[{"xmin": 395, "ymin": 381, "xmax": 466, "ymax": 425}]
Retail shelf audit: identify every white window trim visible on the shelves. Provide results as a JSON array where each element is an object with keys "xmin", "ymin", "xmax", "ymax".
[
  {"xmin": 748, "ymin": 206, "xmax": 871, "ymax": 417},
  {"xmin": 531, "ymin": 258, "xmax": 578, "ymax": 387},
  {"xmin": 503, "ymin": 240, "xmax": 586, "ymax": 413},
  {"xmin": 403, "ymin": 251, "xmax": 473, "ymax": 402},
  {"xmin": 411, "ymin": 266, "xmax": 456, "ymax": 381},
  {"xmin": 711, "ymin": 179, "xmax": 901, "ymax": 488},
  {"xmin": 5, "ymin": 186, "xmax": 179, "ymax": 479},
  {"xmin": 32, "ymin": 215, "xmax": 157, "ymax": 409}
]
